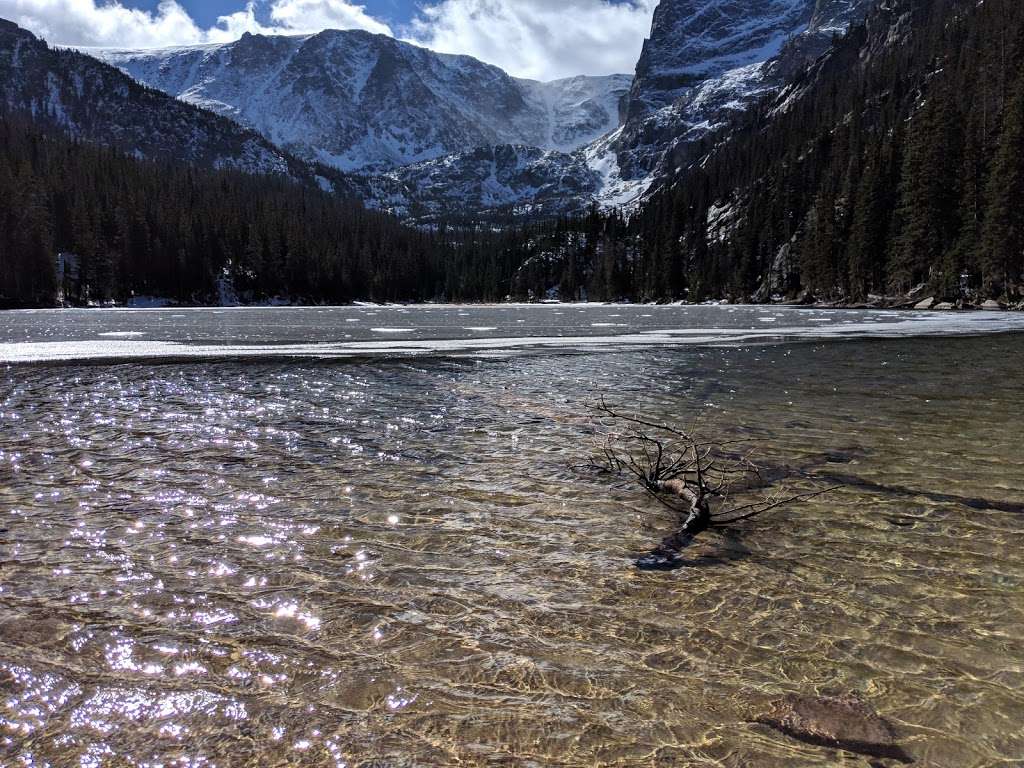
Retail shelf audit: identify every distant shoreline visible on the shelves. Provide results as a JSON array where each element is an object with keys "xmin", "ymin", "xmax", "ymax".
[{"xmin": 3, "ymin": 299, "xmax": 1021, "ymax": 313}]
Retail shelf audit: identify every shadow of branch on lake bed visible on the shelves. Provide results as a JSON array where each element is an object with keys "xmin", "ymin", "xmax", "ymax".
[{"xmin": 816, "ymin": 472, "xmax": 1024, "ymax": 515}]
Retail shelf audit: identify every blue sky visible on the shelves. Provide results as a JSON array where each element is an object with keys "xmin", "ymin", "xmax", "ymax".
[
  {"xmin": 129, "ymin": 1, "xmax": 434, "ymax": 31},
  {"xmin": 1, "ymin": 0, "xmax": 658, "ymax": 81}
]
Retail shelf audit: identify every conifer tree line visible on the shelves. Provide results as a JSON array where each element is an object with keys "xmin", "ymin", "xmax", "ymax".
[
  {"xmin": 1, "ymin": 0, "xmax": 1021, "ymax": 307},
  {"xmin": 0, "ymin": 117, "xmax": 530, "ymax": 307},
  {"xmin": 517, "ymin": 0, "xmax": 1024, "ymax": 304}
]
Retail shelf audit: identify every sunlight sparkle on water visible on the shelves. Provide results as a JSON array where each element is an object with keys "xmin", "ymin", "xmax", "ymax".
[{"xmin": 0, "ymin": 306, "xmax": 1021, "ymax": 766}]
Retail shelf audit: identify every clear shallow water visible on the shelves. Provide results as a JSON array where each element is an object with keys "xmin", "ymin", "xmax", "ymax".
[{"xmin": 1, "ymin": 307, "xmax": 1023, "ymax": 767}]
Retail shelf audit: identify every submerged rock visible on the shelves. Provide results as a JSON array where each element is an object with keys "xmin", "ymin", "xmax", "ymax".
[
  {"xmin": 755, "ymin": 693, "xmax": 913, "ymax": 763},
  {"xmin": 635, "ymin": 551, "xmax": 686, "ymax": 571}
]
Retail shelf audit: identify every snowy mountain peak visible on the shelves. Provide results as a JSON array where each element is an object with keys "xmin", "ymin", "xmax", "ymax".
[
  {"xmin": 13, "ymin": 0, "xmax": 876, "ymax": 224},
  {"xmin": 604, "ymin": 0, "xmax": 873, "ymax": 195},
  {"xmin": 0, "ymin": 20, "xmax": 292, "ymax": 177},
  {"xmin": 95, "ymin": 32, "xmax": 630, "ymax": 173},
  {"xmin": 627, "ymin": 0, "xmax": 813, "ymax": 118}
]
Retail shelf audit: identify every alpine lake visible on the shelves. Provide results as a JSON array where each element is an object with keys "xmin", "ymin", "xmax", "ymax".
[{"xmin": 1, "ymin": 304, "xmax": 1022, "ymax": 767}]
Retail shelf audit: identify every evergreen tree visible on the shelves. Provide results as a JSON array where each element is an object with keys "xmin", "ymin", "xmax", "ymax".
[
  {"xmin": 979, "ymin": 69, "xmax": 1024, "ymax": 297},
  {"xmin": 887, "ymin": 93, "xmax": 962, "ymax": 293}
]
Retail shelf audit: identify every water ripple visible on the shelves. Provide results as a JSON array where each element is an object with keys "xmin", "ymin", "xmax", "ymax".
[{"xmin": 0, "ymin": 330, "xmax": 1022, "ymax": 766}]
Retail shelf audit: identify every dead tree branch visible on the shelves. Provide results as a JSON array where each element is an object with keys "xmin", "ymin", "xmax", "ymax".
[{"xmin": 589, "ymin": 398, "xmax": 839, "ymax": 570}]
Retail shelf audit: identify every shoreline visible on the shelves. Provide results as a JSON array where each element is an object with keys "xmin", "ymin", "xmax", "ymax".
[{"xmin": 3, "ymin": 299, "xmax": 1022, "ymax": 313}]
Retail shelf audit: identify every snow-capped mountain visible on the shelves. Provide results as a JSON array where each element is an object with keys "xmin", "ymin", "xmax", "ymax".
[
  {"xmin": 12, "ymin": 0, "xmax": 874, "ymax": 225},
  {"xmin": 625, "ymin": 0, "xmax": 815, "ymax": 119},
  {"xmin": 95, "ymin": 31, "xmax": 631, "ymax": 173},
  {"xmin": 357, "ymin": 0, "xmax": 874, "ymax": 220},
  {"xmin": 0, "ymin": 19, "xmax": 292, "ymax": 177},
  {"xmin": 609, "ymin": 0, "xmax": 873, "ymax": 184}
]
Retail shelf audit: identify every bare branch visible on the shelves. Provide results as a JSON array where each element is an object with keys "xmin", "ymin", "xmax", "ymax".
[
  {"xmin": 586, "ymin": 401, "xmax": 842, "ymax": 570},
  {"xmin": 713, "ymin": 487, "xmax": 841, "ymax": 525}
]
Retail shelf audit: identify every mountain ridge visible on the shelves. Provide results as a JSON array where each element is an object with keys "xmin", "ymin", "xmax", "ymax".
[
  {"xmin": 610, "ymin": 0, "xmax": 873, "ymax": 184},
  {"xmin": 1, "ymin": 1, "xmax": 874, "ymax": 232},
  {"xmin": 510, "ymin": 0, "xmax": 1024, "ymax": 305},
  {"xmin": 66, "ymin": 2, "xmax": 873, "ymax": 222},
  {"xmin": 0, "ymin": 18, "xmax": 297, "ymax": 178},
  {"xmin": 94, "ymin": 31, "xmax": 631, "ymax": 174}
]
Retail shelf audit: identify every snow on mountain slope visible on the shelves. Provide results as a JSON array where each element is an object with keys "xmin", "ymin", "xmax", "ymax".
[
  {"xmin": 67, "ymin": 0, "xmax": 871, "ymax": 223},
  {"xmin": 356, "ymin": 0, "xmax": 873, "ymax": 220},
  {"xmin": 625, "ymin": 0, "xmax": 812, "ymax": 119},
  {"xmin": 583, "ymin": 128, "xmax": 656, "ymax": 209},
  {"xmin": 0, "ymin": 19, "xmax": 292, "ymax": 177},
  {"xmin": 352, "ymin": 144, "xmax": 601, "ymax": 225},
  {"xmin": 95, "ymin": 32, "xmax": 631, "ymax": 173},
  {"xmin": 517, "ymin": 74, "xmax": 632, "ymax": 153},
  {"xmin": 590, "ymin": 0, "xmax": 874, "ymax": 208}
]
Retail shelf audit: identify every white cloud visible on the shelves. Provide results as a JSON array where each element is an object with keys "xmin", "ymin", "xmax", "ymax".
[
  {"xmin": 265, "ymin": 0, "xmax": 390, "ymax": 36},
  {"xmin": 405, "ymin": 0, "xmax": 657, "ymax": 80},
  {"xmin": 0, "ymin": 0, "xmax": 206, "ymax": 47},
  {"xmin": 0, "ymin": 0, "xmax": 654, "ymax": 80},
  {"xmin": 0, "ymin": 0, "xmax": 390, "ymax": 48}
]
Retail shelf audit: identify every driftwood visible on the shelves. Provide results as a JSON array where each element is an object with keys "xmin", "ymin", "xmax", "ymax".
[{"xmin": 591, "ymin": 399, "xmax": 838, "ymax": 570}]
